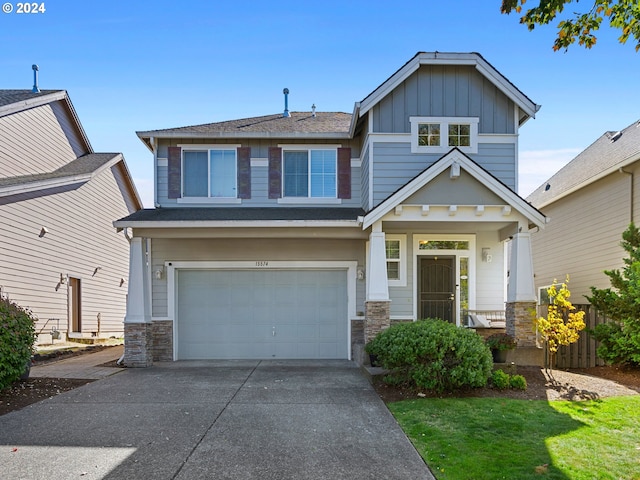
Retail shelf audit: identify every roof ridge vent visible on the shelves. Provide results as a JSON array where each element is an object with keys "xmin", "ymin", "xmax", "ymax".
[
  {"xmin": 311, "ymin": 104, "xmax": 316, "ymax": 117},
  {"xmin": 282, "ymin": 88, "xmax": 290, "ymax": 117},
  {"xmin": 32, "ymin": 64, "xmax": 40, "ymax": 93},
  {"xmin": 609, "ymin": 130, "xmax": 622, "ymax": 143}
]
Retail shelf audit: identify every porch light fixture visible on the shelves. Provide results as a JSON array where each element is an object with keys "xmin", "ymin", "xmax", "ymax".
[
  {"xmin": 120, "ymin": 278, "xmax": 126, "ymax": 287},
  {"xmin": 357, "ymin": 267, "xmax": 365, "ymax": 281},
  {"xmin": 39, "ymin": 227, "xmax": 48, "ymax": 237},
  {"xmin": 93, "ymin": 266, "xmax": 102, "ymax": 276},
  {"xmin": 155, "ymin": 267, "xmax": 164, "ymax": 280},
  {"xmin": 482, "ymin": 248, "xmax": 492, "ymax": 263}
]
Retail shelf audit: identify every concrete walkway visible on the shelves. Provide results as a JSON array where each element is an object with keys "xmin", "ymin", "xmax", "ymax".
[
  {"xmin": 1, "ymin": 356, "xmax": 434, "ymax": 480},
  {"xmin": 30, "ymin": 345, "xmax": 124, "ymax": 379}
]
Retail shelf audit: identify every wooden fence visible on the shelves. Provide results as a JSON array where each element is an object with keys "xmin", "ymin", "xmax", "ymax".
[{"xmin": 539, "ymin": 304, "xmax": 609, "ymax": 369}]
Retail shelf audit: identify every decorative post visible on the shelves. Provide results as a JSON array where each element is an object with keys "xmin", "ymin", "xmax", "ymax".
[
  {"xmin": 123, "ymin": 237, "xmax": 153, "ymax": 367},
  {"xmin": 506, "ymin": 230, "xmax": 541, "ymax": 365},
  {"xmin": 365, "ymin": 222, "xmax": 391, "ymax": 344}
]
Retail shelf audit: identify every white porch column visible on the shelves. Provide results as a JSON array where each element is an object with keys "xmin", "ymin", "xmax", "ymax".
[
  {"xmin": 506, "ymin": 231, "xmax": 540, "ymax": 362},
  {"xmin": 364, "ymin": 222, "xmax": 391, "ymax": 347},
  {"xmin": 124, "ymin": 237, "xmax": 151, "ymax": 323},
  {"xmin": 366, "ymin": 222, "xmax": 389, "ymax": 301},
  {"xmin": 507, "ymin": 231, "xmax": 536, "ymax": 303},
  {"xmin": 124, "ymin": 236, "xmax": 153, "ymax": 367}
]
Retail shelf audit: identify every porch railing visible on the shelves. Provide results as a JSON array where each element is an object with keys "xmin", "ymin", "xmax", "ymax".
[{"xmin": 463, "ymin": 309, "xmax": 506, "ymax": 328}]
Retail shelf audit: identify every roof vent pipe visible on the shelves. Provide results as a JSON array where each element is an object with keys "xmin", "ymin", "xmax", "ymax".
[
  {"xmin": 283, "ymin": 88, "xmax": 290, "ymax": 117},
  {"xmin": 311, "ymin": 104, "xmax": 316, "ymax": 117},
  {"xmin": 32, "ymin": 64, "xmax": 40, "ymax": 93}
]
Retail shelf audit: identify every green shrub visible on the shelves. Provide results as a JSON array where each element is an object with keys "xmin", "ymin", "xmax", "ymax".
[
  {"xmin": 491, "ymin": 369, "xmax": 511, "ymax": 390},
  {"xmin": 509, "ymin": 374, "xmax": 527, "ymax": 390},
  {"xmin": 0, "ymin": 297, "xmax": 37, "ymax": 390},
  {"xmin": 365, "ymin": 319, "xmax": 493, "ymax": 392}
]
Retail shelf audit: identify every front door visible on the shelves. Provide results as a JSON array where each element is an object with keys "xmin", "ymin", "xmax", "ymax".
[{"xmin": 419, "ymin": 256, "xmax": 455, "ymax": 323}]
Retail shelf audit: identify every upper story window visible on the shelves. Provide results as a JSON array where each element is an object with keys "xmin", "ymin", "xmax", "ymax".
[
  {"xmin": 283, "ymin": 149, "xmax": 337, "ymax": 198},
  {"xmin": 183, "ymin": 149, "xmax": 237, "ymax": 198},
  {"xmin": 410, "ymin": 117, "xmax": 478, "ymax": 154}
]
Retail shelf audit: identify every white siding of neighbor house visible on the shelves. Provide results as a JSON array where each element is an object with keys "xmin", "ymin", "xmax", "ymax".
[
  {"xmin": 0, "ymin": 166, "xmax": 134, "ymax": 341},
  {"xmin": 0, "ymin": 101, "xmax": 87, "ymax": 178},
  {"xmin": 371, "ymin": 65, "xmax": 516, "ymax": 135},
  {"xmin": 155, "ymin": 138, "xmax": 362, "ymax": 208},
  {"xmin": 531, "ymin": 168, "xmax": 639, "ymax": 302},
  {"xmin": 149, "ymin": 237, "xmax": 366, "ymax": 318}
]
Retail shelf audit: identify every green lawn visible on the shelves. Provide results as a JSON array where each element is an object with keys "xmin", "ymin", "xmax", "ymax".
[{"xmin": 388, "ymin": 395, "xmax": 640, "ymax": 479}]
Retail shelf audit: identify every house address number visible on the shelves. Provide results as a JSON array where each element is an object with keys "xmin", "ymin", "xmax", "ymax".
[{"xmin": 255, "ymin": 261, "xmax": 269, "ymax": 267}]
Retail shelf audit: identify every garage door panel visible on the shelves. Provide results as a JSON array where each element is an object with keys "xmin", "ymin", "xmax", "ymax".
[{"xmin": 177, "ymin": 269, "xmax": 348, "ymax": 360}]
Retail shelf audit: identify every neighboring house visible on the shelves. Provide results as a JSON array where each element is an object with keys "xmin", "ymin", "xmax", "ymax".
[
  {"xmin": 115, "ymin": 52, "xmax": 546, "ymax": 366},
  {"xmin": 528, "ymin": 118, "xmax": 640, "ymax": 303},
  {"xmin": 0, "ymin": 89, "xmax": 142, "ymax": 344}
]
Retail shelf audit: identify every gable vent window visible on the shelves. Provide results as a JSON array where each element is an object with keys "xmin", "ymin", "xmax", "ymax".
[{"xmin": 411, "ymin": 117, "xmax": 478, "ymax": 154}]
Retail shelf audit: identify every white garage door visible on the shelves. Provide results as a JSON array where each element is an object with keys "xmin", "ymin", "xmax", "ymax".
[{"xmin": 176, "ymin": 269, "xmax": 348, "ymax": 360}]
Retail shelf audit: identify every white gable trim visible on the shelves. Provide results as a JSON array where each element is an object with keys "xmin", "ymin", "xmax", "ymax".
[
  {"xmin": 358, "ymin": 52, "xmax": 539, "ymax": 120},
  {"xmin": 362, "ymin": 149, "xmax": 546, "ymax": 229}
]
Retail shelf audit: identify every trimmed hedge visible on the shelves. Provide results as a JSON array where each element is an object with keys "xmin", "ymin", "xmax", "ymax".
[
  {"xmin": 0, "ymin": 297, "xmax": 37, "ymax": 390},
  {"xmin": 366, "ymin": 319, "xmax": 493, "ymax": 392}
]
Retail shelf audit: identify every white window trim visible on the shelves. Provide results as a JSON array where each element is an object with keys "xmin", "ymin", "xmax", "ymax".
[
  {"xmin": 281, "ymin": 147, "xmax": 338, "ymax": 199},
  {"xmin": 181, "ymin": 146, "xmax": 240, "ymax": 199},
  {"xmin": 386, "ymin": 234, "xmax": 407, "ymax": 287},
  {"xmin": 410, "ymin": 117, "xmax": 479, "ymax": 154}
]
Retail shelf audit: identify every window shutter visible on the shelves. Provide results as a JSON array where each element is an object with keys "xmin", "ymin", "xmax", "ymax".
[
  {"xmin": 237, "ymin": 147, "xmax": 251, "ymax": 199},
  {"xmin": 167, "ymin": 146, "xmax": 182, "ymax": 199},
  {"xmin": 268, "ymin": 147, "xmax": 282, "ymax": 199},
  {"xmin": 337, "ymin": 147, "xmax": 351, "ymax": 199}
]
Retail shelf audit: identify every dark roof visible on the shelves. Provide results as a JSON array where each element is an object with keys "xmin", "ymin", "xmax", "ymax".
[
  {"xmin": 137, "ymin": 112, "xmax": 352, "ymax": 138},
  {"xmin": 116, "ymin": 207, "xmax": 365, "ymax": 223},
  {"xmin": 0, "ymin": 153, "xmax": 120, "ymax": 188},
  {"xmin": 528, "ymin": 119, "xmax": 640, "ymax": 207},
  {"xmin": 0, "ymin": 89, "xmax": 63, "ymax": 108}
]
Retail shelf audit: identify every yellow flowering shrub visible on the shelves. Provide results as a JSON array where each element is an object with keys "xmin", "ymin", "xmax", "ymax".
[{"xmin": 537, "ymin": 277, "xmax": 586, "ymax": 354}]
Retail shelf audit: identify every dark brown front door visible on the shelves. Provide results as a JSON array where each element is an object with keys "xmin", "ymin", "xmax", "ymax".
[
  {"xmin": 69, "ymin": 277, "xmax": 81, "ymax": 332},
  {"xmin": 419, "ymin": 256, "xmax": 455, "ymax": 323}
]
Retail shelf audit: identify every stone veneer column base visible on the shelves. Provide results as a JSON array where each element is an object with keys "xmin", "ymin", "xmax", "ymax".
[
  {"xmin": 364, "ymin": 301, "xmax": 391, "ymax": 345},
  {"xmin": 506, "ymin": 301, "xmax": 543, "ymax": 366},
  {"xmin": 151, "ymin": 320, "xmax": 173, "ymax": 362},
  {"xmin": 124, "ymin": 322, "xmax": 153, "ymax": 367}
]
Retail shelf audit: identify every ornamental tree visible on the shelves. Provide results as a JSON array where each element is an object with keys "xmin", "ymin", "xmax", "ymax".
[
  {"xmin": 501, "ymin": 0, "xmax": 640, "ymax": 51},
  {"xmin": 537, "ymin": 277, "xmax": 586, "ymax": 369},
  {"xmin": 587, "ymin": 223, "xmax": 640, "ymax": 365}
]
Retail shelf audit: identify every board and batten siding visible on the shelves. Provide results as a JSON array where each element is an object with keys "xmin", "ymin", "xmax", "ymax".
[
  {"xmin": 371, "ymin": 142, "xmax": 516, "ymax": 207},
  {"xmin": 360, "ymin": 142, "xmax": 370, "ymax": 211},
  {"xmin": 371, "ymin": 65, "xmax": 515, "ymax": 135},
  {"xmin": 0, "ymin": 101, "xmax": 87, "ymax": 178},
  {"xmin": 0, "ymin": 167, "xmax": 133, "ymax": 341},
  {"xmin": 531, "ymin": 170, "xmax": 636, "ymax": 301},
  {"xmin": 155, "ymin": 138, "xmax": 362, "ymax": 208},
  {"xmin": 149, "ymin": 237, "xmax": 366, "ymax": 318}
]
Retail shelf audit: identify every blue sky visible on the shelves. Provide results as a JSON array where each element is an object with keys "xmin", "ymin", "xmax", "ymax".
[{"xmin": 2, "ymin": 0, "xmax": 639, "ymax": 207}]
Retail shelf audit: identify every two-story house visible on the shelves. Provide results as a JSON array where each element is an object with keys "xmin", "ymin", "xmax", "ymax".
[
  {"xmin": 115, "ymin": 52, "xmax": 546, "ymax": 366},
  {"xmin": 0, "ymin": 88, "xmax": 142, "ymax": 343}
]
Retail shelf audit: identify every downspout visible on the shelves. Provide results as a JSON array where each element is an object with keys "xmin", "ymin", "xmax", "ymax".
[{"xmin": 619, "ymin": 168, "xmax": 634, "ymax": 223}]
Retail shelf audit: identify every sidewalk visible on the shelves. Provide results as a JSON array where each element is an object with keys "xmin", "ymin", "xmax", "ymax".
[{"xmin": 30, "ymin": 345, "xmax": 125, "ymax": 380}]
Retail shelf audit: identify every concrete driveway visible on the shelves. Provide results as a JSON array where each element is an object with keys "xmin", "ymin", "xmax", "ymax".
[{"xmin": 0, "ymin": 360, "xmax": 434, "ymax": 479}]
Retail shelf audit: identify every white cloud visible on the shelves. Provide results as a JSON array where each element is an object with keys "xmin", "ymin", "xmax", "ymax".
[{"xmin": 518, "ymin": 149, "xmax": 581, "ymax": 198}]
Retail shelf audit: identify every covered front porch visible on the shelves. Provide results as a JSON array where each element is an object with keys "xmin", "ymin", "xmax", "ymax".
[{"xmin": 359, "ymin": 150, "xmax": 547, "ymax": 365}]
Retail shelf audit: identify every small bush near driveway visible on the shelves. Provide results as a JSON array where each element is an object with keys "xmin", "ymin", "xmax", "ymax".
[{"xmin": 0, "ymin": 297, "xmax": 37, "ymax": 390}]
